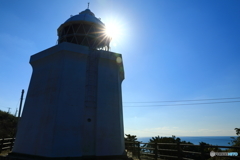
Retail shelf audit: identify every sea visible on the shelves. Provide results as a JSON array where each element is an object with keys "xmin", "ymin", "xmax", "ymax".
[{"xmin": 137, "ymin": 136, "xmax": 238, "ymax": 147}]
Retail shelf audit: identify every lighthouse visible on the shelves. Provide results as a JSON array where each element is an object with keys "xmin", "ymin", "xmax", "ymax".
[{"xmin": 12, "ymin": 7, "xmax": 127, "ymax": 160}]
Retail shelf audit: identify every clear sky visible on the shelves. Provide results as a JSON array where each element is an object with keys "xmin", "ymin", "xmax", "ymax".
[{"xmin": 0, "ymin": 0, "xmax": 239, "ymax": 137}]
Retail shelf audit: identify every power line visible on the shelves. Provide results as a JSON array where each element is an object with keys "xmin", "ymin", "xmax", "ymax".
[
  {"xmin": 125, "ymin": 128, "xmax": 235, "ymax": 141},
  {"xmin": 123, "ymin": 97, "xmax": 240, "ymax": 103},
  {"xmin": 124, "ymin": 100, "xmax": 240, "ymax": 107}
]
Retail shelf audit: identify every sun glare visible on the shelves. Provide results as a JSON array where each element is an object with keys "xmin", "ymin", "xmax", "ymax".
[
  {"xmin": 104, "ymin": 20, "xmax": 123, "ymax": 40},
  {"xmin": 102, "ymin": 16, "xmax": 127, "ymax": 50},
  {"xmin": 105, "ymin": 25, "xmax": 116, "ymax": 38}
]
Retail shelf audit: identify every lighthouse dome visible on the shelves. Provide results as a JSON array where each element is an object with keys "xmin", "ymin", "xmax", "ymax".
[
  {"xmin": 57, "ymin": 9, "xmax": 110, "ymax": 50},
  {"xmin": 64, "ymin": 9, "xmax": 104, "ymax": 26}
]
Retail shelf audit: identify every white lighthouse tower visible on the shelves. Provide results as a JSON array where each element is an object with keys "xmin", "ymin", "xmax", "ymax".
[{"xmin": 12, "ymin": 7, "xmax": 127, "ymax": 160}]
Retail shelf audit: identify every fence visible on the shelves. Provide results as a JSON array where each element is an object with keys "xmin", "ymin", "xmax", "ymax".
[
  {"xmin": 125, "ymin": 141, "xmax": 240, "ymax": 160},
  {"xmin": 0, "ymin": 138, "xmax": 15, "ymax": 154},
  {"xmin": 1, "ymin": 138, "xmax": 240, "ymax": 159}
]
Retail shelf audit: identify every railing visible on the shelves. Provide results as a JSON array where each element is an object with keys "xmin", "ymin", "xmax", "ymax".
[
  {"xmin": 0, "ymin": 138, "xmax": 15, "ymax": 154},
  {"xmin": 125, "ymin": 141, "xmax": 240, "ymax": 160},
  {"xmin": 1, "ymin": 138, "xmax": 240, "ymax": 159}
]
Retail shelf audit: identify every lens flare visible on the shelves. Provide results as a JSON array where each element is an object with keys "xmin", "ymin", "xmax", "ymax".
[{"xmin": 116, "ymin": 57, "xmax": 122, "ymax": 63}]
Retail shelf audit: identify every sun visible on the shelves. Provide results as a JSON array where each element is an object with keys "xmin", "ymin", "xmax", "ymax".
[
  {"xmin": 105, "ymin": 23, "xmax": 118, "ymax": 39},
  {"xmin": 104, "ymin": 20, "xmax": 123, "ymax": 40},
  {"xmin": 102, "ymin": 17, "xmax": 126, "ymax": 49}
]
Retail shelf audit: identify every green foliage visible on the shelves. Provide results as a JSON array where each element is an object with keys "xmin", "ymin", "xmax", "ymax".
[
  {"xmin": 235, "ymin": 128, "xmax": 240, "ymax": 135},
  {"xmin": 125, "ymin": 134, "xmax": 137, "ymax": 142},
  {"xmin": 227, "ymin": 127, "xmax": 240, "ymax": 152},
  {"xmin": 0, "ymin": 110, "xmax": 18, "ymax": 138},
  {"xmin": 149, "ymin": 135, "xmax": 181, "ymax": 143},
  {"xmin": 124, "ymin": 134, "xmax": 140, "ymax": 157}
]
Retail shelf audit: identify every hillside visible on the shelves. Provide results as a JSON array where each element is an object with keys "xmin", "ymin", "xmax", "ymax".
[{"xmin": 0, "ymin": 110, "xmax": 18, "ymax": 138}]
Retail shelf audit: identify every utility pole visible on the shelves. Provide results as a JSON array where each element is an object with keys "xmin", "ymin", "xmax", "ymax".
[
  {"xmin": 15, "ymin": 108, "xmax": 18, "ymax": 117},
  {"xmin": 18, "ymin": 89, "xmax": 24, "ymax": 118},
  {"xmin": 8, "ymin": 107, "xmax": 11, "ymax": 113}
]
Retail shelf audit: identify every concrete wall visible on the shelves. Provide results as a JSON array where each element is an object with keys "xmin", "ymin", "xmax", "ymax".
[
  {"xmin": 96, "ymin": 53, "xmax": 125, "ymax": 156},
  {"xmin": 13, "ymin": 42, "xmax": 125, "ymax": 158}
]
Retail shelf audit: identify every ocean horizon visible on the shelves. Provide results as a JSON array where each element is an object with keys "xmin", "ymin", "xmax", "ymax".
[{"xmin": 137, "ymin": 136, "xmax": 238, "ymax": 147}]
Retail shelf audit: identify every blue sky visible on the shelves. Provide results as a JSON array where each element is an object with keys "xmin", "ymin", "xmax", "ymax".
[{"xmin": 0, "ymin": 0, "xmax": 239, "ymax": 137}]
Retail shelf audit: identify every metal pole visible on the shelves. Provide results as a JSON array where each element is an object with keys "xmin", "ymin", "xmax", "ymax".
[
  {"xmin": 18, "ymin": 89, "xmax": 24, "ymax": 118},
  {"xmin": 7, "ymin": 107, "xmax": 11, "ymax": 113}
]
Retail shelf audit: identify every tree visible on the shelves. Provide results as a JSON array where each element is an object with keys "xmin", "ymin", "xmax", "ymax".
[
  {"xmin": 124, "ymin": 134, "xmax": 139, "ymax": 157},
  {"xmin": 234, "ymin": 128, "xmax": 240, "ymax": 136},
  {"xmin": 125, "ymin": 134, "xmax": 137, "ymax": 142},
  {"xmin": 228, "ymin": 128, "xmax": 240, "ymax": 151}
]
